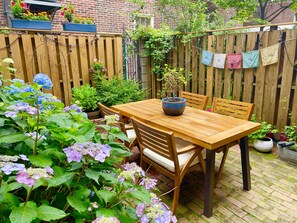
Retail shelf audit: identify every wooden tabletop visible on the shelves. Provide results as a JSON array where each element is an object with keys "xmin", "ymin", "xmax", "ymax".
[{"xmin": 112, "ymin": 99, "xmax": 261, "ymax": 150}]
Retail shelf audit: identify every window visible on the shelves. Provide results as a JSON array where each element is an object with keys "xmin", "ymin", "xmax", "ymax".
[{"xmin": 134, "ymin": 14, "xmax": 154, "ymax": 28}]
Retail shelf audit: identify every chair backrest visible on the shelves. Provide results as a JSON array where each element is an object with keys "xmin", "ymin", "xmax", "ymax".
[
  {"xmin": 179, "ymin": 91, "xmax": 208, "ymax": 110},
  {"xmin": 131, "ymin": 118, "xmax": 179, "ymax": 170},
  {"xmin": 98, "ymin": 102, "xmax": 125, "ymax": 131},
  {"xmin": 212, "ymin": 98, "xmax": 254, "ymax": 120}
]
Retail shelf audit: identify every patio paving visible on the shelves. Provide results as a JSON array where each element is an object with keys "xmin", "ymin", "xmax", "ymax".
[{"xmin": 148, "ymin": 145, "xmax": 297, "ymax": 222}]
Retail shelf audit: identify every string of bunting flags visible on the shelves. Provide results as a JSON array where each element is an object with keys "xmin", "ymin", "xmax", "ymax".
[{"xmin": 201, "ymin": 43, "xmax": 279, "ymax": 69}]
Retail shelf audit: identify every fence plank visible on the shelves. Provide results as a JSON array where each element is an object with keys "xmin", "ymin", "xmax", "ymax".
[
  {"xmin": 206, "ymin": 35, "xmax": 214, "ymax": 104},
  {"xmin": 21, "ymin": 35, "xmax": 35, "ymax": 82},
  {"xmin": 34, "ymin": 35, "xmax": 51, "ymax": 78},
  {"xmin": 242, "ymin": 32, "xmax": 257, "ymax": 103},
  {"xmin": 223, "ymin": 35, "xmax": 234, "ymax": 98},
  {"xmin": 173, "ymin": 39, "xmax": 177, "ymax": 67},
  {"xmin": 185, "ymin": 41, "xmax": 191, "ymax": 92},
  {"xmin": 9, "ymin": 34, "xmax": 24, "ymax": 80},
  {"xmin": 277, "ymin": 29, "xmax": 297, "ymax": 128},
  {"xmin": 58, "ymin": 36, "xmax": 71, "ymax": 105},
  {"xmin": 47, "ymin": 35, "xmax": 61, "ymax": 99},
  {"xmin": 233, "ymin": 34, "xmax": 244, "ymax": 101},
  {"xmin": 88, "ymin": 36, "xmax": 96, "ymax": 67},
  {"xmin": 254, "ymin": 31, "xmax": 268, "ymax": 121},
  {"xmin": 78, "ymin": 37, "xmax": 89, "ymax": 85},
  {"xmin": 98, "ymin": 37, "xmax": 105, "ymax": 65},
  {"xmin": 198, "ymin": 36, "xmax": 206, "ymax": 95},
  {"xmin": 214, "ymin": 35, "xmax": 224, "ymax": 98},
  {"xmin": 191, "ymin": 38, "xmax": 198, "ymax": 93},
  {"xmin": 114, "ymin": 36, "xmax": 123, "ymax": 77},
  {"xmin": 178, "ymin": 40, "xmax": 185, "ymax": 91},
  {"xmin": 68, "ymin": 36, "xmax": 80, "ymax": 88},
  {"xmin": 262, "ymin": 30, "xmax": 281, "ymax": 124},
  {"xmin": 105, "ymin": 37, "xmax": 114, "ymax": 79},
  {"xmin": 0, "ymin": 35, "xmax": 10, "ymax": 80}
]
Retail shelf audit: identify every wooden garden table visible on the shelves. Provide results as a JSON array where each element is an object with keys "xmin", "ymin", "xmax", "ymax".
[{"xmin": 112, "ymin": 99, "xmax": 260, "ymax": 217}]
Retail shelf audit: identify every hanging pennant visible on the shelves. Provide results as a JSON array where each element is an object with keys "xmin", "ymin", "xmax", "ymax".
[
  {"xmin": 260, "ymin": 44, "xmax": 279, "ymax": 66},
  {"xmin": 227, "ymin": 53, "xmax": 242, "ymax": 69},
  {"xmin": 242, "ymin": 50, "xmax": 259, "ymax": 69},
  {"xmin": 201, "ymin": 50, "xmax": 214, "ymax": 66},
  {"xmin": 213, "ymin": 53, "xmax": 226, "ymax": 69}
]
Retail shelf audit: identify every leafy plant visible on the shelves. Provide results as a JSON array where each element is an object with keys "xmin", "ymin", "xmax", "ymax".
[
  {"xmin": 72, "ymin": 84, "xmax": 99, "ymax": 112},
  {"xmin": 249, "ymin": 122, "xmax": 276, "ymax": 142},
  {"xmin": 131, "ymin": 25, "xmax": 174, "ymax": 76},
  {"xmin": 10, "ymin": 0, "xmax": 50, "ymax": 21},
  {"xmin": 158, "ymin": 65, "xmax": 186, "ymax": 100},
  {"xmin": 61, "ymin": 2, "xmax": 75, "ymax": 22},
  {"xmin": 284, "ymin": 125, "xmax": 297, "ymax": 142},
  {"xmin": 0, "ymin": 59, "xmax": 176, "ymax": 223},
  {"xmin": 93, "ymin": 74, "xmax": 147, "ymax": 107}
]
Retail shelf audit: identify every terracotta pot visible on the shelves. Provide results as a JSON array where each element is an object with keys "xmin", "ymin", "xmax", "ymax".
[{"xmin": 253, "ymin": 137, "xmax": 273, "ymax": 153}]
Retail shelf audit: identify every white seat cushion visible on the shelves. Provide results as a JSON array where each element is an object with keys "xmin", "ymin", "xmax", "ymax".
[{"xmin": 143, "ymin": 137, "xmax": 206, "ymax": 172}]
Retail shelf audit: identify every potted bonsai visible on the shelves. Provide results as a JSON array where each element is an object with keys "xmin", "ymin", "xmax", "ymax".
[
  {"xmin": 277, "ymin": 125, "xmax": 297, "ymax": 164},
  {"xmin": 61, "ymin": 3, "xmax": 96, "ymax": 32},
  {"xmin": 71, "ymin": 84, "xmax": 99, "ymax": 119},
  {"xmin": 10, "ymin": 0, "xmax": 52, "ymax": 30},
  {"xmin": 159, "ymin": 65, "xmax": 187, "ymax": 116},
  {"xmin": 249, "ymin": 122, "xmax": 276, "ymax": 153}
]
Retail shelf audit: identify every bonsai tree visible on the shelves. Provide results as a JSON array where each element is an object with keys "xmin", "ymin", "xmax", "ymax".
[
  {"xmin": 72, "ymin": 84, "xmax": 99, "ymax": 112},
  {"xmin": 159, "ymin": 65, "xmax": 186, "ymax": 101}
]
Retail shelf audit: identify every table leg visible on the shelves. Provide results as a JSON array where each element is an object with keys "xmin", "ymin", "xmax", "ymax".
[
  {"xmin": 203, "ymin": 149, "xmax": 215, "ymax": 218},
  {"xmin": 240, "ymin": 136, "xmax": 251, "ymax": 191}
]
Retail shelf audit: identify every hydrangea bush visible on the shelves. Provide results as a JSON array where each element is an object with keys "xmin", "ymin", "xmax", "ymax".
[{"xmin": 0, "ymin": 59, "xmax": 176, "ymax": 223}]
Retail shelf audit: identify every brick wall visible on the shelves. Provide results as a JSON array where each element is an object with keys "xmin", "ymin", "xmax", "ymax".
[{"xmin": 0, "ymin": 0, "xmax": 163, "ymax": 33}]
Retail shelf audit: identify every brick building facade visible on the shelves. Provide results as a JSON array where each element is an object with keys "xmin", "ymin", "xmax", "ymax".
[{"xmin": 0, "ymin": 0, "xmax": 163, "ymax": 33}]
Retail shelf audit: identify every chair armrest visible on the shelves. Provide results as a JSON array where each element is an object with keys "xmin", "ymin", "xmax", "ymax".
[
  {"xmin": 125, "ymin": 123, "xmax": 134, "ymax": 130},
  {"xmin": 177, "ymin": 145, "xmax": 199, "ymax": 154}
]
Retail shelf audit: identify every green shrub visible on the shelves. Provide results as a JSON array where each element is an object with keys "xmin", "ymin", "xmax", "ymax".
[
  {"xmin": 93, "ymin": 74, "xmax": 147, "ymax": 107},
  {"xmin": 249, "ymin": 122, "xmax": 276, "ymax": 142},
  {"xmin": 72, "ymin": 84, "xmax": 99, "ymax": 112}
]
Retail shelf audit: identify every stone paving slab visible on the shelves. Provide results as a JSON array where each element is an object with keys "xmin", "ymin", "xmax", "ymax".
[{"xmin": 149, "ymin": 145, "xmax": 297, "ymax": 222}]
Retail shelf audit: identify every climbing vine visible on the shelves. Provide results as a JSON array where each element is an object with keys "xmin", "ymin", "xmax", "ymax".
[{"xmin": 131, "ymin": 25, "xmax": 174, "ymax": 76}]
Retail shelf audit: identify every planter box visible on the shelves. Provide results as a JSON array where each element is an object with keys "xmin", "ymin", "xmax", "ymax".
[
  {"xmin": 277, "ymin": 142, "xmax": 297, "ymax": 164},
  {"xmin": 63, "ymin": 23, "xmax": 96, "ymax": 32},
  {"xmin": 11, "ymin": 19, "xmax": 52, "ymax": 30}
]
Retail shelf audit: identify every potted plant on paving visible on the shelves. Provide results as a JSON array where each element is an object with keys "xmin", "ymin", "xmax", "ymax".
[
  {"xmin": 159, "ymin": 65, "xmax": 187, "ymax": 116},
  {"xmin": 71, "ymin": 84, "xmax": 100, "ymax": 119},
  {"xmin": 249, "ymin": 122, "xmax": 275, "ymax": 153},
  {"xmin": 61, "ymin": 3, "xmax": 96, "ymax": 32},
  {"xmin": 277, "ymin": 125, "xmax": 297, "ymax": 164},
  {"xmin": 10, "ymin": 0, "xmax": 52, "ymax": 30}
]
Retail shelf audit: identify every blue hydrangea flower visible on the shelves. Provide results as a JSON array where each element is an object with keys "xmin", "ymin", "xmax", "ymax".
[
  {"xmin": 12, "ymin": 78, "xmax": 25, "ymax": 84},
  {"xmin": 0, "ymin": 79, "xmax": 2, "ymax": 86},
  {"xmin": 33, "ymin": 73, "xmax": 53, "ymax": 89}
]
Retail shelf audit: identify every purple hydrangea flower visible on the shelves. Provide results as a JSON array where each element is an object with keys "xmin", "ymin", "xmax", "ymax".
[
  {"xmin": 141, "ymin": 215, "xmax": 150, "ymax": 223},
  {"xmin": 45, "ymin": 166, "xmax": 54, "ymax": 175},
  {"xmin": 19, "ymin": 154, "xmax": 29, "ymax": 161},
  {"xmin": 63, "ymin": 142, "xmax": 111, "ymax": 163},
  {"xmin": 5, "ymin": 102, "xmax": 37, "ymax": 118},
  {"xmin": 16, "ymin": 171, "xmax": 36, "ymax": 187},
  {"xmin": 64, "ymin": 104, "xmax": 82, "ymax": 113},
  {"xmin": 140, "ymin": 178, "xmax": 157, "ymax": 190},
  {"xmin": 33, "ymin": 73, "xmax": 53, "ymax": 89},
  {"xmin": 1, "ymin": 163, "xmax": 25, "ymax": 175},
  {"xmin": 0, "ymin": 79, "xmax": 2, "ymax": 86},
  {"xmin": 136, "ymin": 203, "xmax": 145, "ymax": 217}
]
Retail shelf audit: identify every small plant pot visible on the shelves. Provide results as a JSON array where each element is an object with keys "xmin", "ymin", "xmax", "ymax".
[
  {"xmin": 253, "ymin": 137, "xmax": 273, "ymax": 153},
  {"xmin": 87, "ymin": 110, "xmax": 100, "ymax": 120},
  {"xmin": 162, "ymin": 97, "xmax": 186, "ymax": 116}
]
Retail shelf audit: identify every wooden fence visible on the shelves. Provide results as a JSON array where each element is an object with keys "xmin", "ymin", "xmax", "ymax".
[
  {"xmin": 146, "ymin": 28, "xmax": 297, "ymax": 129},
  {"xmin": 0, "ymin": 31, "xmax": 123, "ymax": 105}
]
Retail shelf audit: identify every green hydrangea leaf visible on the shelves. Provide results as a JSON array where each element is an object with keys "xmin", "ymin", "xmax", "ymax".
[
  {"xmin": 28, "ymin": 155, "xmax": 53, "ymax": 168},
  {"xmin": 9, "ymin": 205, "xmax": 37, "ymax": 223},
  {"xmin": 66, "ymin": 195, "xmax": 89, "ymax": 213},
  {"xmin": 36, "ymin": 205, "xmax": 67, "ymax": 221}
]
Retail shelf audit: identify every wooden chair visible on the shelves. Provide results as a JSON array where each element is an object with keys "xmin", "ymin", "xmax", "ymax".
[
  {"xmin": 131, "ymin": 118, "xmax": 205, "ymax": 213},
  {"xmin": 179, "ymin": 91, "xmax": 208, "ymax": 110},
  {"xmin": 98, "ymin": 103, "xmax": 137, "ymax": 149},
  {"xmin": 212, "ymin": 98, "xmax": 254, "ymax": 187}
]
